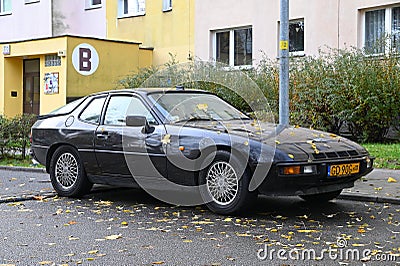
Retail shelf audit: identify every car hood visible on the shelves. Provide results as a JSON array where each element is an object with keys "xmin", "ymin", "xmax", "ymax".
[{"xmin": 176, "ymin": 120, "xmax": 369, "ymax": 162}]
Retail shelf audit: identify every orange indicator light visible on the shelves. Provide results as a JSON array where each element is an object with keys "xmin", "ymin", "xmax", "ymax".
[{"xmin": 283, "ymin": 166, "xmax": 301, "ymax": 175}]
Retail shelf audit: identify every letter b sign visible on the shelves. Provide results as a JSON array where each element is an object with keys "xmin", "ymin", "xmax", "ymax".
[{"xmin": 72, "ymin": 43, "xmax": 99, "ymax": 76}]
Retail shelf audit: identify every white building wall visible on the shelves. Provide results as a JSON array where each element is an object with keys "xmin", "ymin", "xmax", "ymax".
[
  {"xmin": 0, "ymin": 0, "xmax": 52, "ymax": 42},
  {"xmin": 0, "ymin": 0, "xmax": 106, "ymax": 43},
  {"xmin": 53, "ymin": 0, "xmax": 106, "ymax": 38},
  {"xmin": 195, "ymin": 0, "xmax": 400, "ymax": 65}
]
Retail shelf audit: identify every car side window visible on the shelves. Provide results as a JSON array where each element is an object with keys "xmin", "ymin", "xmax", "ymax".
[
  {"xmin": 79, "ymin": 97, "xmax": 107, "ymax": 124},
  {"xmin": 104, "ymin": 95, "xmax": 157, "ymax": 126}
]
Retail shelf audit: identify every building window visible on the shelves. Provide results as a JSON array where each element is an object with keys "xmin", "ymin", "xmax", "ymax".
[
  {"xmin": 365, "ymin": 9, "xmax": 386, "ymax": 54},
  {"xmin": 289, "ymin": 19, "xmax": 305, "ymax": 54},
  {"xmin": 45, "ymin": 55, "xmax": 61, "ymax": 67},
  {"xmin": 85, "ymin": 0, "xmax": 101, "ymax": 9},
  {"xmin": 215, "ymin": 27, "xmax": 253, "ymax": 67},
  {"xmin": 163, "ymin": 0, "xmax": 172, "ymax": 12},
  {"xmin": 24, "ymin": 0, "xmax": 40, "ymax": 4},
  {"xmin": 364, "ymin": 6, "xmax": 400, "ymax": 54},
  {"xmin": 119, "ymin": 0, "xmax": 145, "ymax": 17},
  {"xmin": 0, "ymin": 0, "xmax": 11, "ymax": 14}
]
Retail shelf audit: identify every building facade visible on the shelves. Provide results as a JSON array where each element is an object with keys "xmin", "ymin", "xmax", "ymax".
[
  {"xmin": 1, "ymin": 0, "xmax": 400, "ymax": 116},
  {"xmin": 195, "ymin": 0, "xmax": 400, "ymax": 67},
  {"xmin": 0, "ymin": 0, "xmax": 193, "ymax": 116}
]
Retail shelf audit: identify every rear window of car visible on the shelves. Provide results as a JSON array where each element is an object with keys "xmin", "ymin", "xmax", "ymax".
[
  {"xmin": 79, "ymin": 96, "xmax": 107, "ymax": 124},
  {"xmin": 48, "ymin": 97, "xmax": 86, "ymax": 115}
]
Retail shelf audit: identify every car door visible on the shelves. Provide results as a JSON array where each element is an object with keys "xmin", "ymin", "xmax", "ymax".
[{"xmin": 94, "ymin": 94, "xmax": 167, "ymax": 180}]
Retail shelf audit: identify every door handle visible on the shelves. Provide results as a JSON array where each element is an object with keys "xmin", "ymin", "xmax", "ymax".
[{"xmin": 96, "ymin": 131, "xmax": 109, "ymax": 139}]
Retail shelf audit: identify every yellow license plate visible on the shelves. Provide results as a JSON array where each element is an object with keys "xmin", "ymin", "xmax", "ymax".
[{"xmin": 328, "ymin": 163, "xmax": 360, "ymax": 177}]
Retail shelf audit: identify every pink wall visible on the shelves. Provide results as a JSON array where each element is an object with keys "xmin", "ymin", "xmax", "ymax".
[
  {"xmin": 0, "ymin": 0, "xmax": 107, "ymax": 43},
  {"xmin": 53, "ymin": 0, "xmax": 106, "ymax": 38},
  {"xmin": 0, "ymin": 0, "xmax": 52, "ymax": 42},
  {"xmin": 195, "ymin": 0, "xmax": 400, "ymax": 65}
]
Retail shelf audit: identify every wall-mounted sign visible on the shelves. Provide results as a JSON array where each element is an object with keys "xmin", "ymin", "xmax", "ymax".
[
  {"xmin": 72, "ymin": 43, "xmax": 99, "ymax": 76},
  {"xmin": 3, "ymin": 45, "xmax": 10, "ymax": 55},
  {"xmin": 44, "ymin": 72, "xmax": 59, "ymax": 95}
]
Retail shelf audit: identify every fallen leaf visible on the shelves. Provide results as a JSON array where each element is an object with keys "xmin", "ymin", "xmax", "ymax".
[
  {"xmin": 161, "ymin": 134, "xmax": 171, "ymax": 145},
  {"xmin": 152, "ymin": 261, "xmax": 165, "ymax": 265},
  {"xmin": 388, "ymin": 177, "xmax": 397, "ymax": 183},
  {"xmin": 288, "ymin": 154, "xmax": 294, "ymax": 159},
  {"xmin": 352, "ymin": 243, "xmax": 368, "ymax": 247},
  {"xmin": 105, "ymin": 234, "xmax": 122, "ymax": 240},
  {"xmin": 196, "ymin": 103, "xmax": 208, "ymax": 110},
  {"xmin": 33, "ymin": 196, "xmax": 44, "ymax": 201},
  {"xmin": 88, "ymin": 250, "xmax": 98, "ymax": 255},
  {"xmin": 191, "ymin": 221, "xmax": 214, "ymax": 225},
  {"xmin": 297, "ymin": 229, "xmax": 321, "ymax": 233},
  {"xmin": 236, "ymin": 233, "xmax": 251, "ymax": 237},
  {"xmin": 38, "ymin": 262, "xmax": 53, "ymax": 265}
]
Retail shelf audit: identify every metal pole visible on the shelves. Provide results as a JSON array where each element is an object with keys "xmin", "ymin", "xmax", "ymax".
[{"xmin": 279, "ymin": 0, "xmax": 289, "ymax": 126}]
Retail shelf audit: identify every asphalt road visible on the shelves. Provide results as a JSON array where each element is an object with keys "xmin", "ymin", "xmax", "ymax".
[{"xmin": 0, "ymin": 169, "xmax": 400, "ymax": 265}]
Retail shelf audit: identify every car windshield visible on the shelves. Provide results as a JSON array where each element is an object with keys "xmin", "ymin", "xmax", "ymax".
[
  {"xmin": 148, "ymin": 92, "xmax": 249, "ymax": 123},
  {"xmin": 48, "ymin": 97, "xmax": 86, "ymax": 115}
]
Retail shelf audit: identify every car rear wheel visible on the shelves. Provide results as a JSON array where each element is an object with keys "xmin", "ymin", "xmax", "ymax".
[
  {"xmin": 199, "ymin": 150, "xmax": 257, "ymax": 215},
  {"xmin": 299, "ymin": 189, "xmax": 342, "ymax": 203},
  {"xmin": 49, "ymin": 146, "xmax": 93, "ymax": 197}
]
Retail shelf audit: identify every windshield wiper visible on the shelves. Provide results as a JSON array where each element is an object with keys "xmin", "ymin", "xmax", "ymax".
[{"xmin": 172, "ymin": 117, "xmax": 220, "ymax": 124}]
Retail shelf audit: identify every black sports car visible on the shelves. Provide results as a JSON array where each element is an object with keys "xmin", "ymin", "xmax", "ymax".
[{"xmin": 31, "ymin": 88, "xmax": 373, "ymax": 214}]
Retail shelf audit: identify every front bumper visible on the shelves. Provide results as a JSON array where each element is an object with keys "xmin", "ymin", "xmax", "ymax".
[{"xmin": 257, "ymin": 156, "xmax": 373, "ymax": 196}]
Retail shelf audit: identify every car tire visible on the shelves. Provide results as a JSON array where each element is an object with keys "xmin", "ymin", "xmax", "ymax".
[
  {"xmin": 49, "ymin": 145, "xmax": 93, "ymax": 197},
  {"xmin": 199, "ymin": 150, "xmax": 257, "ymax": 215},
  {"xmin": 299, "ymin": 189, "xmax": 343, "ymax": 203}
]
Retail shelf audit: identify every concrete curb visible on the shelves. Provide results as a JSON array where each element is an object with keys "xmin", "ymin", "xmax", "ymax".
[
  {"xmin": 0, "ymin": 192, "xmax": 57, "ymax": 204},
  {"xmin": 0, "ymin": 165, "xmax": 46, "ymax": 173},
  {"xmin": 339, "ymin": 193, "xmax": 400, "ymax": 205}
]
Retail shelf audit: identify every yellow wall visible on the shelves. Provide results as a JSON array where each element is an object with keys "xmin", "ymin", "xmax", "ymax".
[
  {"xmin": 139, "ymin": 47, "xmax": 153, "ymax": 69},
  {"xmin": 66, "ymin": 37, "xmax": 143, "ymax": 97},
  {"xmin": 1, "ymin": 37, "xmax": 68, "ymax": 116},
  {"xmin": 0, "ymin": 56, "xmax": 4, "ymax": 115},
  {"xmin": 40, "ymin": 54, "xmax": 67, "ymax": 114},
  {"xmin": 3, "ymin": 58, "xmax": 23, "ymax": 117},
  {"xmin": 106, "ymin": 0, "xmax": 195, "ymax": 66},
  {"xmin": 1, "ymin": 36, "xmax": 152, "ymax": 116}
]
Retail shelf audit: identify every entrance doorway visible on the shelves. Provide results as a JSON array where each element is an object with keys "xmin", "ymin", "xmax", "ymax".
[{"xmin": 23, "ymin": 59, "xmax": 40, "ymax": 115}]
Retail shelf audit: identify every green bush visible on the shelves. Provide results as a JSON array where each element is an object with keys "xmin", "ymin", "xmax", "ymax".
[
  {"xmin": 0, "ymin": 114, "xmax": 37, "ymax": 159},
  {"xmin": 288, "ymin": 47, "xmax": 400, "ymax": 143},
  {"xmin": 117, "ymin": 47, "xmax": 400, "ymax": 143}
]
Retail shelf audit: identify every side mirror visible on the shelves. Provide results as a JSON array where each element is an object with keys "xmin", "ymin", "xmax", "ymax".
[{"xmin": 126, "ymin": 115, "xmax": 152, "ymax": 133}]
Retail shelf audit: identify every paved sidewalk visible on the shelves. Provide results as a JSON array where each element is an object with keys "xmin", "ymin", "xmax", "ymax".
[{"xmin": 340, "ymin": 168, "xmax": 400, "ymax": 204}]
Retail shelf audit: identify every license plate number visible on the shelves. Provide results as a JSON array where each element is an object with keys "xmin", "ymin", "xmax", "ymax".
[{"xmin": 328, "ymin": 163, "xmax": 360, "ymax": 177}]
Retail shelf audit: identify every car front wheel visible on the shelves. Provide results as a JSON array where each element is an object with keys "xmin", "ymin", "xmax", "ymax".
[
  {"xmin": 49, "ymin": 146, "xmax": 93, "ymax": 197},
  {"xmin": 299, "ymin": 189, "xmax": 343, "ymax": 203},
  {"xmin": 199, "ymin": 150, "xmax": 256, "ymax": 215}
]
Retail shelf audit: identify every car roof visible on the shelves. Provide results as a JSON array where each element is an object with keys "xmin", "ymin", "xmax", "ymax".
[{"xmin": 88, "ymin": 87, "xmax": 209, "ymax": 98}]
